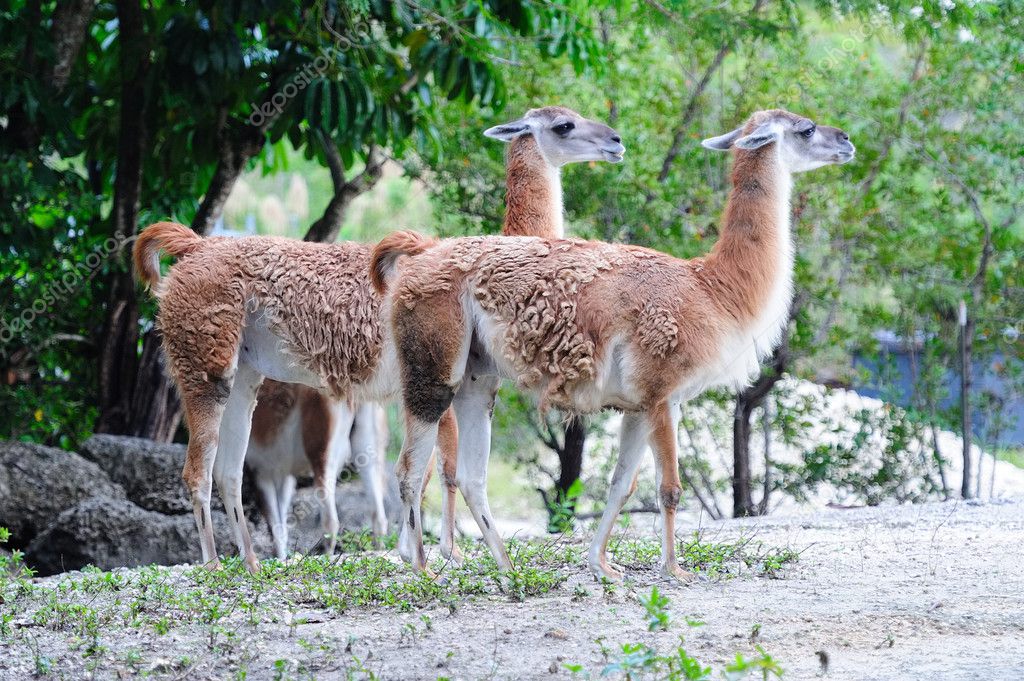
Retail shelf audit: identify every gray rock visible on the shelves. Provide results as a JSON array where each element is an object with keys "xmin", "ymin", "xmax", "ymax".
[
  {"xmin": 79, "ymin": 434, "xmax": 264, "ymax": 519},
  {"xmin": 24, "ymin": 497, "xmax": 273, "ymax": 576},
  {"xmin": 79, "ymin": 434, "xmax": 191, "ymax": 515},
  {"xmin": 0, "ymin": 441, "xmax": 126, "ymax": 549}
]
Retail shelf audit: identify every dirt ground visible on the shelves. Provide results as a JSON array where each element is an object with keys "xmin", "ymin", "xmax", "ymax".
[{"xmin": 4, "ymin": 498, "xmax": 1023, "ymax": 680}]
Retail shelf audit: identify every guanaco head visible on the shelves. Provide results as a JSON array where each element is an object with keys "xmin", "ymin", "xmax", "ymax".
[
  {"xmin": 701, "ymin": 109, "xmax": 855, "ymax": 173},
  {"xmin": 484, "ymin": 105, "xmax": 625, "ymax": 165}
]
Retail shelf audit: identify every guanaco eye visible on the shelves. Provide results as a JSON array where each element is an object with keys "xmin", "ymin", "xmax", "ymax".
[
  {"xmin": 552, "ymin": 122, "xmax": 575, "ymax": 135},
  {"xmin": 800, "ymin": 126, "xmax": 816, "ymax": 139}
]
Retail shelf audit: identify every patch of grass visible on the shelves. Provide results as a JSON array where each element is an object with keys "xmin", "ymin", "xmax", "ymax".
[
  {"xmin": 333, "ymin": 529, "xmax": 398, "ymax": 554},
  {"xmin": 1, "ymin": 530, "xmax": 799, "ymax": 678},
  {"xmin": 568, "ymin": 587, "xmax": 784, "ymax": 680},
  {"xmin": 0, "ymin": 526, "xmax": 36, "ymax": 632},
  {"xmin": 756, "ymin": 548, "xmax": 800, "ymax": 578},
  {"xmin": 3, "ymin": 536, "xmax": 584, "ymax": 653},
  {"xmin": 610, "ymin": 532, "xmax": 800, "ymax": 579}
]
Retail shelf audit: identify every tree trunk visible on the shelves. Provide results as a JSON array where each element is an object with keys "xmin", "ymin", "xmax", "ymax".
[
  {"xmin": 193, "ymin": 117, "xmax": 273, "ymax": 235},
  {"xmin": 928, "ymin": 152, "xmax": 995, "ymax": 500},
  {"xmin": 303, "ymin": 141, "xmax": 382, "ymax": 243},
  {"xmin": 732, "ymin": 339, "xmax": 790, "ymax": 517},
  {"xmin": 959, "ymin": 301, "xmax": 973, "ymax": 498},
  {"xmin": 732, "ymin": 397, "xmax": 756, "ymax": 517},
  {"xmin": 49, "ymin": 0, "xmax": 96, "ymax": 90},
  {"xmin": 556, "ymin": 416, "xmax": 586, "ymax": 499},
  {"xmin": 94, "ymin": 0, "xmax": 148, "ymax": 435},
  {"xmin": 532, "ymin": 414, "xmax": 588, "ymax": 532},
  {"xmin": 128, "ymin": 330, "xmax": 182, "ymax": 441}
]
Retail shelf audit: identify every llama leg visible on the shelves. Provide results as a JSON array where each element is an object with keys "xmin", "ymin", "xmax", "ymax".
[
  {"xmin": 395, "ymin": 416, "xmax": 440, "ymax": 574},
  {"xmin": 315, "ymin": 403, "xmax": 352, "ymax": 556},
  {"xmin": 276, "ymin": 474, "xmax": 297, "ymax": 558},
  {"xmin": 181, "ymin": 385, "xmax": 230, "ymax": 569},
  {"xmin": 453, "ymin": 377, "xmax": 511, "ymax": 571},
  {"xmin": 650, "ymin": 401, "xmax": 693, "ymax": 583},
  {"xmin": 212, "ymin": 362, "xmax": 264, "ymax": 573},
  {"xmin": 351, "ymin": 402, "xmax": 389, "ymax": 539},
  {"xmin": 392, "ymin": 295, "xmax": 465, "ymax": 574},
  {"xmin": 436, "ymin": 407, "xmax": 462, "ymax": 563},
  {"xmin": 588, "ymin": 412, "xmax": 649, "ymax": 582},
  {"xmin": 255, "ymin": 473, "xmax": 286, "ymax": 560}
]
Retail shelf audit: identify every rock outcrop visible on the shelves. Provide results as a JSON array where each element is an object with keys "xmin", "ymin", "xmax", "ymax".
[
  {"xmin": 24, "ymin": 497, "xmax": 273, "ymax": 576},
  {"xmin": 0, "ymin": 441, "xmax": 126, "ymax": 549}
]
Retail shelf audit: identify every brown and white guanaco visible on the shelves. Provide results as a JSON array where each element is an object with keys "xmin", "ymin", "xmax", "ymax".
[{"xmin": 371, "ymin": 109, "xmax": 854, "ymax": 581}]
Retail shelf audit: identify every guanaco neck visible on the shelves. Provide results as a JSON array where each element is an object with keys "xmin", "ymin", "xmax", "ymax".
[
  {"xmin": 502, "ymin": 134, "xmax": 564, "ymax": 238},
  {"xmin": 703, "ymin": 145, "xmax": 794, "ymax": 327}
]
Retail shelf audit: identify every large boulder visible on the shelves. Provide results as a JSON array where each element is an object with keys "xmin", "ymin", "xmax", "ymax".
[
  {"xmin": 79, "ymin": 434, "xmax": 262, "ymax": 518},
  {"xmin": 24, "ymin": 497, "xmax": 273, "ymax": 576},
  {"xmin": 0, "ymin": 441, "xmax": 126, "ymax": 549},
  {"xmin": 79, "ymin": 434, "xmax": 191, "ymax": 514}
]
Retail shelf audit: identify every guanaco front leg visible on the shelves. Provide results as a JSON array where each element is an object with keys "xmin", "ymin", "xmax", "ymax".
[{"xmin": 649, "ymin": 401, "xmax": 693, "ymax": 583}]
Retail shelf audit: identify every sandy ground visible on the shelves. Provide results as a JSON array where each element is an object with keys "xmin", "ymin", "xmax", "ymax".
[{"xmin": 4, "ymin": 498, "xmax": 1023, "ymax": 680}]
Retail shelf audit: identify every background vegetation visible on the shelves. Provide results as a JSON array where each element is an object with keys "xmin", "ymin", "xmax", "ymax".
[{"xmin": 2, "ymin": 1, "xmax": 1021, "ymax": 523}]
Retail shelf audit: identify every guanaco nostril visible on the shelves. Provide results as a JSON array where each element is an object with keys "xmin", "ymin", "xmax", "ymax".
[
  {"xmin": 840, "ymin": 132, "xmax": 850, "ymax": 141},
  {"xmin": 611, "ymin": 135, "xmax": 621, "ymax": 143}
]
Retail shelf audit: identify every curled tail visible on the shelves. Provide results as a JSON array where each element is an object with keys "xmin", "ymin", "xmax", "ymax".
[
  {"xmin": 370, "ymin": 230, "xmax": 438, "ymax": 294},
  {"xmin": 132, "ymin": 221, "xmax": 204, "ymax": 289}
]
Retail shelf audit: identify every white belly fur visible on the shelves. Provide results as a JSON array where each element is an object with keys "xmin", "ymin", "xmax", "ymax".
[{"xmin": 245, "ymin": 406, "xmax": 310, "ymax": 478}]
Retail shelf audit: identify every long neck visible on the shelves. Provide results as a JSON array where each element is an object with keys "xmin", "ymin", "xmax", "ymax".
[
  {"xmin": 704, "ymin": 146, "xmax": 794, "ymax": 328},
  {"xmin": 502, "ymin": 135, "xmax": 564, "ymax": 238}
]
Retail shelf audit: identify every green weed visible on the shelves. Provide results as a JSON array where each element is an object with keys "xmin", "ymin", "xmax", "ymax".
[{"xmin": 568, "ymin": 588, "xmax": 784, "ymax": 680}]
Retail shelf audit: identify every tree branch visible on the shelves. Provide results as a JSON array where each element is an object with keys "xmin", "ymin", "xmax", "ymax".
[
  {"xmin": 191, "ymin": 81, "xmax": 293, "ymax": 236},
  {"xmin": 655, "ymin": 0, "xmax": 766, "ymax": 184},
  {"xmin": 679, "ymin": 420, "xmax": 725, "ymax": 519},
  {"xmin": 858, "ymin": 43, "xmax": 928, "ymax": 198},
  {"xmin": 303, "ymin": 141, "xmax": 383, "ymax": 243}
]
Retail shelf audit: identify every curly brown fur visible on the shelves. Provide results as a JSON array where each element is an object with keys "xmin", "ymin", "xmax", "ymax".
[
  {"xmin": 156, "ymin": 236, "xmax": 384, "ymax": 397},
  {"xmin": 390, "ymin": 236, "xmax": 719, "ymax": 409}
]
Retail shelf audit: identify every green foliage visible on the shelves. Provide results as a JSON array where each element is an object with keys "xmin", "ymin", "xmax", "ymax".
[
  {"xmin": 0, "ymin": 0, "xmax": 606, "ymax": 447},
  {"xmin": 639, "ymin": 585, "xmax": 671, "ymax": 631},
  {"xmin": 547, "ymin": 478, "xmax": 586, "ymax": 533},
  {"xmin": 610, "ymin": 532, "xmax": 799, "ymax": 579},
  {"xmin": 0, "ymin": 527, "xmax": 35, "ymax": 638},
  {"xmin": 567, "ymin": 589, "xmax": 783, "ymax": 680},
  {"xmin": 769, "ymin": 383, "xmax": 947, "ymax": 505}
]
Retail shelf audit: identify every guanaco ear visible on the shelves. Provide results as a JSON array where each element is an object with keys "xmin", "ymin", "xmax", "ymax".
[
  {"xmin": 701, "ymin": 127, "xmax": 744, "ymax": 151},
  {"xmin": 733, "ymin": 122, "xmax": 778, "ymax": 150},
  {"xmin": 483, "ymin": 118, "xmax": 531, "ymax": 142}
]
